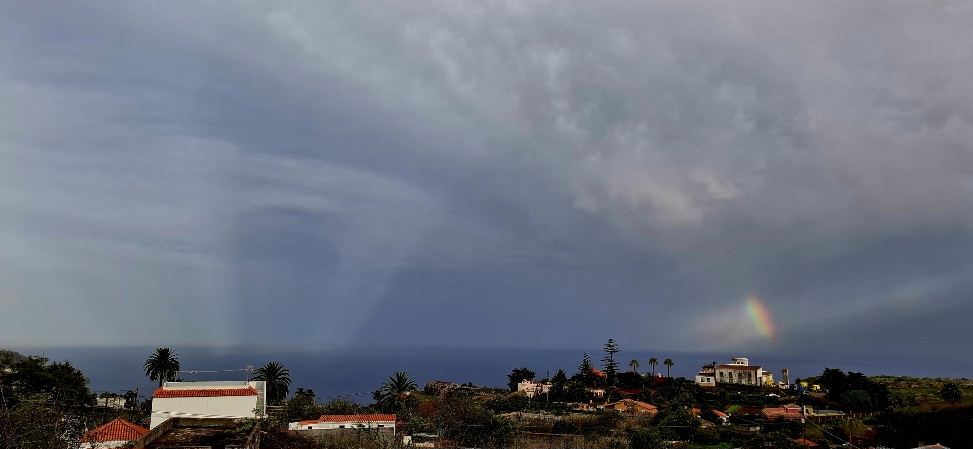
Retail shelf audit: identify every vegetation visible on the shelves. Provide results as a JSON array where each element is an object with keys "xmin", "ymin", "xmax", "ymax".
[
  {"xmin": 664, "ymin": 358, "xmax": 674, "ymax": 378},
  {"xmin": 252, "ymin": 361, "xmax": 292, "ymax": 405},
  {"xmin": 648, "ymin": 357, "xmax": 659, "ymax": 377},
  {"xmin": 0, "ymin": 355, "xmax": 95, "ymax": 449},
  {"xmin": 577, "ymin": 352, "xmax": 596, "ymax": 386},
  {"xmin": 506, "ymin": 367, "xmax": 535, "ymax": 391},
  {"xmin": 840, "ymin": 389, "xmax": 873, "ymax": 412},
  {"xmin": 870, "ymin": 404, "xmax": 973, "ymax": 448},
  {"xmin": 601, "ymin": 339, "xmax": 620, "ymax": 386},
  {"xmin": 941, "ymin": 381, "xmax": 962, "ymax": 405},
  {"xmin": 0, "ymin": 349, "xmax": 26, "ymax": 364},
  {"xmin": 811, "ymin": 367, "xmax": 891, "ymax": 410},
  {"xmin": 429, "ymin": 397, "xmax": 514, "ymax": 448},
  {"xmin": 143, "ymin": 347, "xmax": 181, "ymax": 387},
  {"xmin": 373, "ymin": 372, "xmax": 418, "ymax": 414}
]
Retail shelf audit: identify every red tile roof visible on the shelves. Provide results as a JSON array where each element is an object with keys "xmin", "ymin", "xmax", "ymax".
[
  {"xmin": 80, "ymin": 418, "xmax": 148, "ymax": 442},
  {"xmin": 762, "ymin": 407, "xmax": 803, "ymax": 420},
  {"xmin": 299, "ymin": 414, "xmax": 397, "ymax": 425},
  {"xmin": 153, "ymin": 386, "xmax": 258, "ymax": 398}
]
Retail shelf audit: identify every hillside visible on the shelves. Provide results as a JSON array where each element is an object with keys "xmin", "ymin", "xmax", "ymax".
[
  {"xmin": 0, "ymin": 347, "xmax": 28, "ymax": 363},
  {"xmin": 872, "ymin": 375, "xmax": 973, "ymax": 409}
]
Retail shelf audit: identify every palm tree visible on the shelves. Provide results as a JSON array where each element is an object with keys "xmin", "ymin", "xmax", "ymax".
[
  {"xmin": 629, "ymin": 359, "xmax": 640, "ymax": 373},
  {"xmin": 373, "ymin": 372, "xmax": 418, "ymax": 413},
  {"xmin": 648, "ymin": 358, "xmax": 658, "ymax": 377},
  {"xmin": 251, "ymin": 361, "xmax": 291, "ymax": 405},
  {"xmin": 664, "ymin": 358, "xmax": 674, "ymax": 378},
  {"xmin": 144, "ymin": 347, "xmax": 180, "ymax": 387}
]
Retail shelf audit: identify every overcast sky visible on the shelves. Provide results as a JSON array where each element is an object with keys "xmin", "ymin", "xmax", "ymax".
[{"xmin": 2, "ymin": 2, "xmax": 971, "ymax": 363}]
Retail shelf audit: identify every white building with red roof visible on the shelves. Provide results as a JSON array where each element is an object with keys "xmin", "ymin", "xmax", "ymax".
[
  {"xmin": 149, "ymin": 380, "xmax": 266, "ymax": 429},
  {"xmin": 79, "ymin": 418, "xmax": 148, "ymax": 448},
  {"xmin": 290, "ymin": 414, "xmax": 397, "ymax": 435}
]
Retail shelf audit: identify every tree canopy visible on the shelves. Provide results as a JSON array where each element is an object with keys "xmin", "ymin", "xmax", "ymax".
[
  {"xmin": 815, "ymin": 367, "xmax": 891, "ymax": 410},
  {"xmin": 602, "ymin": 339, "xmax": 620, "ymax": 386},
  {"xmin": 576, "ymin": 352, "xmax": 596, "ymax": 386},
  {"xmin": 143, "ymin": 347, "xmax": 180, "ymax": 387},
  {"xmin": 941, "ymin": 382, "xmax": 963, "ymax": 405},
  {"xmin": 252, "ymin": 361, "xmax": 291, "ymax": 405},
  {"xmin": 663, "ymin": 358, "xmax": 674, "ymax": 378},
  {"xmin": 373, "ymin": 372, "xmax": 419, "ymax": 413},
  {"xmin": 507, "ymin": 367, "xmax": 536, "ymax": 391},
  {"xmin": 0, "ymin": 355, "xmax": 95, "ymax": 449}
]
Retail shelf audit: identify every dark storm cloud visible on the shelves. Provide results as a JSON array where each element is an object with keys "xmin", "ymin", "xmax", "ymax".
[{"xmin": 2, "ymin": 2, "xmax": 971, "ymax": 359}]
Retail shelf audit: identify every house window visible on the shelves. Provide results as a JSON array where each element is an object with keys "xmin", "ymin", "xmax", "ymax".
[{"xmin": 339, "ymin": 425, "xmax": 345, "ymax": 428}]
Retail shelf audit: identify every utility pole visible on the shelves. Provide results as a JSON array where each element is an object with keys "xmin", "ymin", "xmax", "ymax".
[{"xmin": 129, "ymin": 388, "xmax": 139, "ymax": 422}]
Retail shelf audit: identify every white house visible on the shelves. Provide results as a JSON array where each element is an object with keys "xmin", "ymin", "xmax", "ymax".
[
  {"xmin": 289, "ymin": 414, "xmax": 397, "ymax": 436},
  {"xmin": 517, "ymin": 380, "xmax": 552, "ymax": 397},
  {"xmin": 694, "ymin": 362, "xmax": 717, "ymax": 387},
  {"xmin": 714, "ymin": 358, "xmax": 771, "ymax": 386},
  {"xmin": 95, "ymin": 396, "xmax": 125, "ymax": 410},
  {"xmin": 149, "ymin": 380, "xmax": 266, "ymax": 429}
]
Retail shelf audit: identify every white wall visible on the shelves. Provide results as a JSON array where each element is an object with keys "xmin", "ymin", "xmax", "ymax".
[
  {"xmin": 80, "ymin": 440, "xmax": 130, "ymax": 449},
  {"xmin": 289, "ymin": 420, "xmax": 395, "ymax": 431},
  {"xmin": 149, "ymin": 381, "xmax": 266, "ymax": 429}
]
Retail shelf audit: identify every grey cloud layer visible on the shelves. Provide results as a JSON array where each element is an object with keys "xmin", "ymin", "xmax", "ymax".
[{"xmin": 2, "ymin": 2, "xmax": 971, "ymax": 358}]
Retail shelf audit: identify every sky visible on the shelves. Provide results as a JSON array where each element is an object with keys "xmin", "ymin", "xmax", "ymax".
[{"xmin": 1, "ymin": 2, "xmax": 971, "ymax": 365}]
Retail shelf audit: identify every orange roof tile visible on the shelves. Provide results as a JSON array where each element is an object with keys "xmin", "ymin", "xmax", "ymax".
[
  {"xmin": 80, "ymin": 418, "xmax": 148, "ymax": 442},
  {"xmin": 762, "ymin": 407, "xmax": 803, "ymax": 420},
  {"xmin": 152, "ymin": 386, "xmax": 258, "ymax": 398},
  {"xmin": 298, "ymin": 414, "xmax": 397, "ymax": 425}
]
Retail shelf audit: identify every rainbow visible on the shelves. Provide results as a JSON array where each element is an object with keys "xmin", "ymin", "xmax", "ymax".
[{"xmin": 746, "ymin": 295, "xmax": 777, "ymax": 341}]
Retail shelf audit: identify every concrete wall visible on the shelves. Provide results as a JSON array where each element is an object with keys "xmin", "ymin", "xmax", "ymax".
[{"xmin": 292, "ymin": 427, "xmax": 396, "ymax": 444}]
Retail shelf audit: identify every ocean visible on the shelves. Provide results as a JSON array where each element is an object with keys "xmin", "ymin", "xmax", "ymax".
[{"xmin": 13, "ymin": 345, "xmax": 970, "ymax": 404}]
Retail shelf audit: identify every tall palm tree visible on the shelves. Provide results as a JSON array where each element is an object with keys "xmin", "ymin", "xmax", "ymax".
[
  {"xmin": 144, "ymin": 347, "xmax": 180, "ymax": 387},
  {"xmin": 629, "ymin": 359, "xmax": 640, "ymax": 373},
  {"xmin": 251, "ymin": 361, "xmax": 291, "ymax": 405},
  {"xmin": 664, "ymin": 358, "xmax": 674, "ymax": 378},
  {"xmin": 373, "ymin": 372, "xmax": 418, "ymax": 413},
  {"xmin": 648, "ymin": 358, "xmax": 658, "ymax": 377}
]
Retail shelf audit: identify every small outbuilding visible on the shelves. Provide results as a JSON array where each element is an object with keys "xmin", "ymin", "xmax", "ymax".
[{"xmin": 289, "ymin": 414, "xmax": 397, "ymax": 441}]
